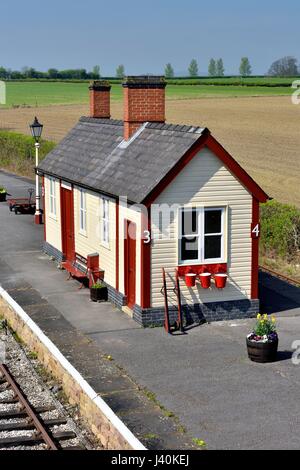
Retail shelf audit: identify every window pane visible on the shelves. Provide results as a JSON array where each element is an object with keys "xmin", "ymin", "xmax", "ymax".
[
  {"xmin": 205, "ymin": 210, "xmax": 221, "ymax": 234},
  {"xmin": 103, "ymin": 199, "xmax": 108, "ymax": 219},
  {"xmin": 204, "ymin": 235, "xmax": 222, "ymax": 259},
  {"xmin": 181, "ymin": 236, "xmax": 198, "ymax": 261},
  {"xmin": 49, "ymin": 179, "xmax": 56, "ymax": 216},
  {"xmin": 106, "ymin": 221, "xmax": 109, "ymax": 242},
  {"xmin": 182, "ymin": 209, "xmax": 197, "ymax": 235}
]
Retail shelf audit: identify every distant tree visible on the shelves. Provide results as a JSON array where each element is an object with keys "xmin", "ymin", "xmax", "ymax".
[
  {"xmin": 0, "ymin": 66, "xmax": 8, "ymax": 79},
  {"xmin": 21, "ymin": 66, "xmax": 30, "ymax": 77},
  {"xmin": 216, "ymin": 58, "xmax": 225, "ymax": 76},
  {"xmin": 10, "ymin": 70, "xmax": 22, "ymax": 79},
  {"xmin": 91, "ymin": 65, "xmax": 101, "ymax": 79},
  {"xmin": 28, "ymin": 68, "xmax": 39, "ymax": 78},
  {"xmin": 188, "ymin": 59, "xmax": 198, "ymax": 77},
  {"xmin": 239, "ymin": 57, "xmax": 252, "ymax": 76},
  {"xmin": 47, "ymin": 68, "xmax": 59, "ymax": 79},
  {"xmin": 59, "ymin": 68, "xmax": 88, "ymax": 79},
  {"xmin": 5, "ymin": 68, "xmax": 12, "ymax": 79},
  {"xmin": 76, "ymin": 69, "xmax": 88, "ymax": 79},
  {"xmin": 116, "ymin": 64, "xmax": 125, "ymax": 78},
  {"xmin": 268, "ymin": 56, "xmax": 298, "ymax": 77},
  {"xmin": 164, "ymin": 63, "xmax": 174, "ymax": 78},
  {"xmin": 21, "ymin": 67, "xmax": 40, "ymax": 79},
  {"xmin": 208, "ymin": 58, "xmax": 216, "ymax": 77}
]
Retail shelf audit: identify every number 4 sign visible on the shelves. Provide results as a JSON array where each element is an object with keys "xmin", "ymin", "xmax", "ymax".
[{"xmin": 251, "ymin": 223, "xmax": 260, "ymax": 239}]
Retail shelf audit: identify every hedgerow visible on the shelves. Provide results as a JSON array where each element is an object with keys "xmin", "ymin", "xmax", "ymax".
[
  {"xmin": 260, "ymin": 200, "xmax": 300, "ymax": 261},
  {"xmin": 0, "ymin": 131, "xmax": 55, "ymax": 177}
]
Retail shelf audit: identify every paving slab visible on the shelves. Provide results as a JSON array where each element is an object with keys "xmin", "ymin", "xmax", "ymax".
[{"xmin": 0, "ymin": 272, "xmax": 194, "ymax": 449}]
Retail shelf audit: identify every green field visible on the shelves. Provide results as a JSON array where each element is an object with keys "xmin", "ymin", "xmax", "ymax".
[
  {"xmin": 167, "ymin": 76, "xmax": 299, "ymax": 86},
  {"xmin": 0, "ymin": 79, "xmax": 296, "ymax": 108}
]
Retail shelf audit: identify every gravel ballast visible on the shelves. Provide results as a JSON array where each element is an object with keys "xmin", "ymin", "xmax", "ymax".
[{"xmin": 0, "ymin": 323, "xmax": 101, "ymax": 450}]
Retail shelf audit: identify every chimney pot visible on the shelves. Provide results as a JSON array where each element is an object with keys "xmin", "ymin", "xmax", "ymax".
[
  {"xmin": 89, "ymin": 80, "xmax": 111, "ymax": 119},
  {"xmin": 122, "ymin": 76, "xmax": 166, "ymax": 140}
]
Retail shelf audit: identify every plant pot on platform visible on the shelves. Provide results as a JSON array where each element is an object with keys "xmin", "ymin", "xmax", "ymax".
[
  {"xmin": 185, "ymin": 273, "xmax": 197, "ymax": 287},
  {"xmin": 246, "ymin": 314, "xmax": 279, "ymax": 363},
  {"xmin": 90, "ymin": 284, "xmax": 108, "ymax": 302},
  {"xmin": 214, "ymin": 273, "xmax": 227, "ymax": 289},
  {"xmin": 0, "ymin": 191, "xmax": 7, "ymax": 202},
  {"xmin": 199, "ymin": 273, "xmax": 211, "ymax": 289},
  {"xmin": 246, "ymin": 338, "xmax": 278, "ymax": 363}
]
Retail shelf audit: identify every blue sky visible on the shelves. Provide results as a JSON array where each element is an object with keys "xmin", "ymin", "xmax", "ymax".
[{"xmin": 1, "ymin": 0, "xmax": 299, "ymax": 75}]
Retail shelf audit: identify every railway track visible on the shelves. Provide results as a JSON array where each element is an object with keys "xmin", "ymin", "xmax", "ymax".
[
  {"xmin": 259, "ymin": 265, "xmax": 300, "ymax": 288},
  {"xmin": 0, "ymin": 363, "xmax": 85, "ymax": 450}
]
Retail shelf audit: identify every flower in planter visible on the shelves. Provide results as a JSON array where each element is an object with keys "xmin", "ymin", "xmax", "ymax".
[
  {"xmin": 247, "ymin": 314, "xmax": 278, "ymax": 343},
  {"xmin": 91, "ymin": 282, "xmax": 106, "ymax": 289},
  {"xmin": 0, "ymin": 187, "xmax": 7, "ymax": 194}
]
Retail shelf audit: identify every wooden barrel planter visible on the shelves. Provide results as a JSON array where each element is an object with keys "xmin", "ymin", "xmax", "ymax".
[{"xmin": 246, "ymin": 338, "xmax": 278, "ymax": 363}]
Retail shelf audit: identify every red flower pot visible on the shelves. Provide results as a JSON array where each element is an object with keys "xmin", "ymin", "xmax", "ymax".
[
  {"xmin": 214, "ymin": 273, "xmax": 227, "ymax": 289},
  {"xmin": 185, "ymin": 273, "xmax": 196, "ymax": 287},
  {"xmin": 199, "ymin": 273, "xmax": 211, "ymax": 289}
]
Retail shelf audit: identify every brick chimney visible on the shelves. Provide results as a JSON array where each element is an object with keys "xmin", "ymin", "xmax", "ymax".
[
  {"xmin": 122, "ymin": 76, "xmax": 166, "ymax": 140},
  {"xmin": 89, "ymin": 80, "xmax": 111, "ymax": 119}
]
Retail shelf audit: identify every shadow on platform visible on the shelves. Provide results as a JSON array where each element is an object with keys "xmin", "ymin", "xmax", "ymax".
[{"xmin": 259, "ymin": 271, "xmax": 300, "ymax": 316}]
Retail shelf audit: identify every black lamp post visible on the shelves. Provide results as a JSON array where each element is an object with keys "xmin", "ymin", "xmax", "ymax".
[
  {"xmin": 30, "ymin": 116, "xmax": 43, "ymax": 142},
  {"xmin": 30, "ymin": 117, "xmax": 43, "ymax": 224}
]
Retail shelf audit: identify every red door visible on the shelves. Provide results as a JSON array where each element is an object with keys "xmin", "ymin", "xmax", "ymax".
[
  {"xmin": 124, "ymin": 220, "xmax": 136, "ymax": 309},
  {"xmin": 61, "ymin": 187, "xmax": 75, "ymax": 262}
]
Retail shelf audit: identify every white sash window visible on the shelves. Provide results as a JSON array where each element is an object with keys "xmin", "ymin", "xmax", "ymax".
[
  {"xmin": 79, "ymin": 189, "xmax": 87, "ymax": 234},
  {"xmin": 179, "ymin": 207, "xmax": 226, "ymax": 264},
  {"xmin": 101, "ymin": 197, "xmax": 109, "ymax": 247},
  {"xmin": 49, "ymin": 177, "xmax": 56, "ymax": 217}
]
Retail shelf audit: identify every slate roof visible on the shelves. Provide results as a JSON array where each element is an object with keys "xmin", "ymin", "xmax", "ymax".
[{"xmin": 38, "ymin": 117, "xmax": 207, "ymax": 203}]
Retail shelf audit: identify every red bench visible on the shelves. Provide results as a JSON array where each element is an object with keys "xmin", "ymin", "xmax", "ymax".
[{"xmin": 61, "ymin": 253, "xmax": 104, "ymax": 289}]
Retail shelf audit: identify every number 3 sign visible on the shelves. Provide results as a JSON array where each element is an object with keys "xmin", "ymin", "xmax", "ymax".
[
  {"xmin": 251, "ymin": 223, "xmax": 260, "ymax": 239},
  {"xmin": 143, "ymin": 230, "xmax": 151, "ymax": 244}
]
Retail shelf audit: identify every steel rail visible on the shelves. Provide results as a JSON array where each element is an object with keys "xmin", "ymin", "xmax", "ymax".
[
  {"xmin": 259, "ymin": 265, "xmax": 300, "ymax": 288},
  {"xmin": 0, "ymin": 363, "xmax": 58, "ymax": 450}
]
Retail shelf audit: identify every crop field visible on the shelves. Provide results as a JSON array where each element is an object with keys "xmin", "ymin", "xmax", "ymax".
[
  {"xmin": 0, "ymin": 80, "xmax": 296, "ymax": 108},
  {"xmin": 0, "ymin": 82, "xmax": 299, "ymax": 207}
]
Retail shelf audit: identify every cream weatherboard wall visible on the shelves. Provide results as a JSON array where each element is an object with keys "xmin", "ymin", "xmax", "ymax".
[
  {"xmin": 44, "ymin": 176, "xmax": 62, "ymax": 252},
  {"xmin": 150, "ymin": 147, "xmax": 253, "ymax": 308},
  {"xmin": 73, "ymin": 187, "xmax": 116, "ymax": 288}
]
